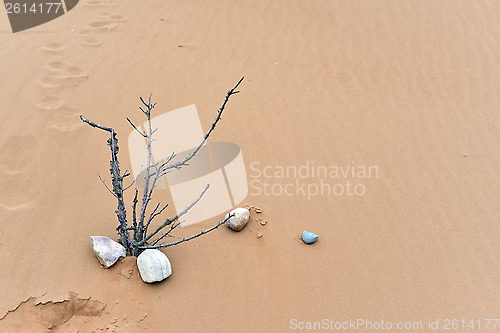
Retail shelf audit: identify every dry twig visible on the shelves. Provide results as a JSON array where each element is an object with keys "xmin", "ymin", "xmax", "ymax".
[{"xmin": 80, "ymin": 77, "xmax": 244, "ymax": 256}]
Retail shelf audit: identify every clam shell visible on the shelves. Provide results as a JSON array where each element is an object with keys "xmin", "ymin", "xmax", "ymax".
[{"xmin": 137, "ymin": 249, "xmax": 172, "ymax": 283}]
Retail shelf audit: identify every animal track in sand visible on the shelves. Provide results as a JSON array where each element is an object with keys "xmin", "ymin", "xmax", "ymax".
[
  {"xmin": 88, "ymin": 20, "xmax": 118, "ymax": 30},
  {"xmin": 80, "ymin": 35, "xmax": 104, "ymax": 47},
  {"xmin": 45, "ymin": 61, "xmax": 65, "ymax": 72},
  {"xmin": 76, "ymin": 29, "xmax": 92, "ymax": 37},
  {"xmin": 38, "ymin": 76, "xmax": 61, "ymax": 88},
  {"xmin": 41, "ymin": 42, "xmax": 64, "ymax": 52},
  {"xmin": 87, "ymin": 13, "xmax": 128, "ymax": 31},
  {"xmin": 99, "ymin": 12, "xmax": 128, "ymax": 22},
  {"xmin": 0, "ymin": 135, "xmax": 40, "ymax": 174},
  {"xmin": 39, "ymin": 63, "xmax": 88, "ymax": 88},
  {"xmin": 36, "ymin": 104, "xmax": 82, "ymax": 132},
  {"xmin": 0, "ymin": 135, "xmax": 39, "ymax": 209},
  {"xmin": 48, "ymin": 109, "xmax": 83, "ymax": 132},
  {"xmin": 37, "ymin": 96, "xmax": 64, "ymax": 110},
  {"xmin": 0, "ymin": 172, "xmax": 34, "ymax": 210},
  {"xmin": 77, "ymin": 9, "xmax": 127, "ymax": 46},
  {"xmin": 84, "ymin": 0, "xmax": 119, "ymax": 7},
  {"xmin": 40, "ymin": 43, "xmax": 67, "ymax": 57},
  {"xmin": 61, "ymin": 66, "xmax": 87, "ymax": 78}
]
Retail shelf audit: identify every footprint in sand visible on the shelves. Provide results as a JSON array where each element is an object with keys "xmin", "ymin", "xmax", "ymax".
[
  {"xmin": 39, "ymin": 76, "xmax": 61, "ymax": 89},
  {"xmin": 45, "ymin": 61, "xmax": 66, "ymax": 72},
  {"xmin": 61, "ymin": 66, "xmax": 87, "ymax": 78},
  {"xmin": 0, "ymin": 135, "xmax": 40, "ymax": 174},
  {"xmin": 87, "ymin": 13, "xmax": 128, "ymax": 32},
  {"xmin": 77, "ymin": 29, "xmax": 103, "ymax": 46},
  {"xmin": 39, "ymin": 62, "xmax": 88, "ymax": 89},
  {"xmin": 78, "ymin": 10, "xmax": 127, "ymax": 45},
  {"xmin": 47, "ymin": 107, "xmax": 83, "ymax": 132},
  {"xmin": 37, "ymin": 58, "xmax": 87, "ymax": 131},
  {"xmin": 36, "ymin": 96, "xmax": 82, "ymax": 132},
  {"xmin": 80, "ymin": 35, "xmax": 103, "ymax": 47},
  {"xmin": 85, "ymin": 0, "xmax": 119, "ymax": 7},
  {"xmin": 99, "ymin": 12, "xmax": 128, "ymax": 22},
  {"xmin": 0, "ymin": 135, "xmax": 39, "ymax": 209},
  {"xmin": 40, "ymin": 43, "xmax": 67, "ymax": 57},
  {"xmin": 37, "ymin": 96, "xmax": 64, "ymax": 110},
  {"xmin": 39, "ymin": 62, "xmax": 66, "ymax": 88},
  {"xmin": 88, "ymin": 20, "xmax": 118, "ymax": 31}
]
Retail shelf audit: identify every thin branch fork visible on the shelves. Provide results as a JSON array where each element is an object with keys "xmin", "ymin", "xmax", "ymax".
[
  {"xmin": 139, "ymin": 214, "xmax": 234, "ymax": 249},
  {"xmin": 138, "ymin": 184, "xmax": 210, "ymax": 246},
  {"xmin": 150, "ymin": 220, "xmax": 183, "ymax": 246},
  {"xmin": 97, "ymin": 172, "xmax": 117, "ymax": 198},
  {"xmin": 153, "ymin": 76, "xmax": 245, "ymax": 177},
  {"xmin": 144, "ymin": 202, "xmax": 168, "ymax": 237},
  {"xmin": 130, "ymin": 98, "xmax": 156, "ymax": 255}
]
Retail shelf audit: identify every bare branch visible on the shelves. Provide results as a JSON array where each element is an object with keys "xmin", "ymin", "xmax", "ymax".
[
  {"xmin": 158, "ymin": 77, "xmax": 244, "ymax": 174},
  {"xmin": 123, "ymin": 166, "xmax": 143, "ymax": 191},
  {"xmin": 163, "ymin": 233, "xmax": 200, "ymax": 246},
  {"xmin": 80, "ymin": 115, "xmax": 113, "ymax": 132},
  {"xmin": 126, "ymin": 117, "xmax": 146, "ymax": 137},
  {"xmin": 132, "ymin": 188, "xmax": 138, "ymax": 230},
  {"xmin": 144, "ymin": 203, "xmax": 168, "ymax": 237},
  {"xmin": 139, "ymin": 184, "xmax": 210, "ymax": 245},
  {"xmin": 138, "ymin": 214, "xmax": 233, "ymax": 249},
  {"xmin": 150, "ymin": 220, "xmax": 184, "ymax": 246},
  {"xmin": 97, "ymin": 173, "xmax": 117, "ymax": 198},
  {"xmin": 81, "ymin": 115, "xmax": 130, "ymax": 251}
]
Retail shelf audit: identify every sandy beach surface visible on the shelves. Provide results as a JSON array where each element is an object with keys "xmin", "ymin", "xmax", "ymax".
[{"xmin": 0, "ymin": 0, "xmax": 499, "ymax": 332}]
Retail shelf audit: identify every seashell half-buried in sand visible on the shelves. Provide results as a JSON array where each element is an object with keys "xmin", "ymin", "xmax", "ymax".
[{"xmin": 137, "ymin": 249, "xmax": 172, "ymax": 283}]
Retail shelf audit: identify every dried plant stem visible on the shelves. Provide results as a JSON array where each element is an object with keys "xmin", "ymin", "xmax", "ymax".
[
  {"xmin": 81, "ymin": 77, "xmax": 244, "ymax": 256},
  {"xmin": 79, "ymin": 115, "xmax": 130, "ymax": 250}
]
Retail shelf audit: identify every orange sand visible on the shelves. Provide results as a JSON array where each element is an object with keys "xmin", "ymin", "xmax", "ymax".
[{"xmin": 0, "ymin": 0, "xmax": 499, "ymax": 332}]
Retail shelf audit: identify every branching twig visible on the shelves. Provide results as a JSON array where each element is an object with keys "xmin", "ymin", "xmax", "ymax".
[
  {"xmin": 138, "ymin": 214, "xmax": 233, "ymax": 249},
  {"xmin": 126, "ymin": 117, "xmax": 146, "ymax": 137},
  {"xmin": 150, "ymin": 220, "xmax": 183, "ymax": 246},
  {"xmin": 144, "ymin": 203, "xmax": 168, "ymax": 238},
  {"xmin": 123, "ymin": 166, "xmax": 143, "ymax": 191},
  {"xmin": 139, "ymin": 184, "xmax": 210, "ymax": 246},
  {"xmin": 152, "ymin": 76, "xmax": 244, "ymax": 178},
  {"xmin": 97, "ymin": 172, "xmax": 117, "ymax": 198},
  {"xmin": 132, "ymin": 188, "xmax": 139, "ymax": 230}
]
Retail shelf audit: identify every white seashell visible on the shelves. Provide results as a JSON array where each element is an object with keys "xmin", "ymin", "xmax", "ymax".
[
  {"xmin": 136, "ymin": 249, "xmax": 172, "ymax": 283},
  {"xmin": 90, "ymin": 236, "xmax": 126, "ymax": 268},
  {"xmin": 225, "ymin": 207, "xmax": 250, "ymax": 231}
]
